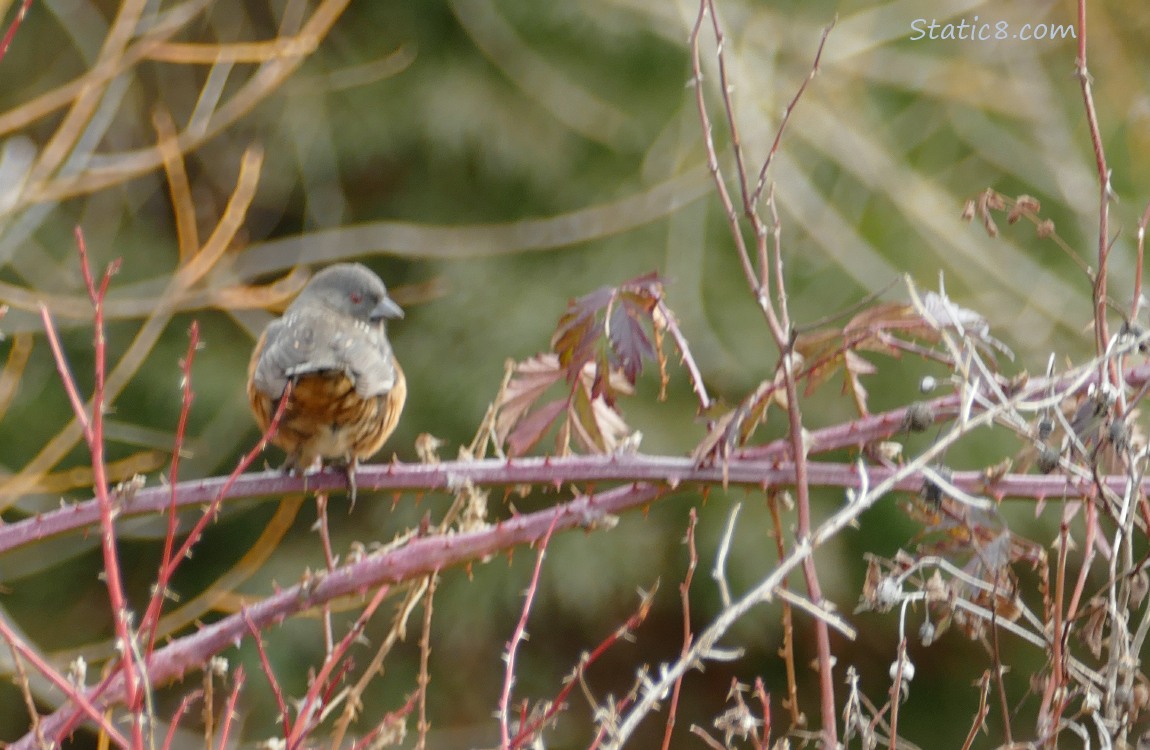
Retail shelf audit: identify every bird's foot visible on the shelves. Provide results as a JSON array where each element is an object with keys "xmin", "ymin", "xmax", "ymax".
[{"xmin": 336, "ymin": 458, "xmax": 359, "ymax": 508}]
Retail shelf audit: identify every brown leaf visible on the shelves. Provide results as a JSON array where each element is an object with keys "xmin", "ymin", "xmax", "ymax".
[
  {"xmin": 844, "ymin": 301, "xmax": 916, "ymax": 333},
  {"xmin": 692, "ymin": 380, "xmax": 775, "ymax": 464},
  {"xmin": 842, "ymin": 350, "xmax": 874, "ymax": 414},
  {"xmin": 691, "ymin": 408, "xmax": 738, "ymax": 466},
  {"xmin": 567, "ymin": 379, "xmax": 631, "ymax": 454},
  {"xmin": 494, "ymin": 354, "xmax": 564, "ymax": 442},
  {"xmin": 845, "ymin": 302, "xmax": 929, "ymax": 355},
  {"xmin": 569, "ymin": 382, "xmax": 603, "ymax": 452},
  {"xmin": 795, "ymin": 327, "xmax": 864, "ymax": 398},
  {"xmin": 792, "ymin": 327, "xmax": 840, "ymax": 359}
]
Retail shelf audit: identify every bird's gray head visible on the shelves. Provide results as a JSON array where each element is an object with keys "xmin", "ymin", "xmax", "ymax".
[{"xmin": 295, "ymin": 263, "xmax": 403, "ymax": 322}]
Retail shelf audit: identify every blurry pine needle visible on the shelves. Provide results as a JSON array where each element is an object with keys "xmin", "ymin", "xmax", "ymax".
[
  {"xmin": 0, "ymin": 332, "xmax": 31, "ymax": 422},
  {"xmin": 0, "ymin": 452, "xmax": 166, "ymax": 498},
  {"xmin": 0, "ymin": 130, "xmax": 264, "ymax": 506}
]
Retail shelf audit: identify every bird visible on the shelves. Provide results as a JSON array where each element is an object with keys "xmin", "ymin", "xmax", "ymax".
[{"xmin": 247, "ymin": 262, "xmax": 406, "ymax": 501}]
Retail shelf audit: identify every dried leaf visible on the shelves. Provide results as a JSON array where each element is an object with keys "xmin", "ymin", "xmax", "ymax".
[
  {"xmin": 843, "ymin": 350, "xmax": 874, "ymax": 414},
  {"xmin": 691, "ymin": 380, "xmax": 774, "ymax": 464},
  {"xmin": 691, "ymin": 405, "xmax": 741, "ymax": 466},
  {"xmin": 569, "ymin": 382, "xmax": 604, "ymax": 453},
  {"xmin": 495, "ymin": 354, "xmax": 564, "ymax": 442},
  {"xmin": 568, "ymin": 379, "xmax": 633, "ymax": 454},
  {"xmin": 844, "ymin": 301, "xmax": 916, "ymax": 333},
  {"xmin": 845, "ymin": 301, "xmax": 942, "ymax": 355},
  {"xmin": 794, "ymin": 328, "xmax": 845, "ymax": 397},
  {"xmin": 920, "ymin": 290, "xmax": 1013, "ymax": 359},
  {"xmin": 921, "ymin": 291, "xmax": 990, "ymax": 337},
  {"xmin": 960, "ymin": 199, "xmax": 976, "ymax": 221}
]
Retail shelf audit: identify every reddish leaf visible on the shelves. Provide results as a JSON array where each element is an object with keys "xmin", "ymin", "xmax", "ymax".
[
  {"xmin": 607, "ymin": 299, "xmax": 653, "ymax": 385},
  {"xmin": 506, "ymin": 398, "xmax": 566, "ymax": 457},
  {"xmin": 499, "ymin": 272, "xmax": 667, "ymax": 456},
  {"xmin": 552, "ymin": 315, "xmax": 603, "ymax": 378},
  {"xmin": 554, "ymin": 287, "xmax": 614, "ymax": 342},
  {"xmin": 552, "ymin": 286, "xmax": 613, "ymax": 378},
  {"xmin": 619, "ymin": 287, "xmax": 658, "ymax": 316},
  {"xmin": 621, "ymin": 270, "xmax": 665, "ymax": 291}
]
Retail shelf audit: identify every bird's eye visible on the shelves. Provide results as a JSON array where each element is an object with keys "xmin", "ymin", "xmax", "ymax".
[{"xmin": 349, "ymin": 291, "xmax": 363, "ymax": 304}]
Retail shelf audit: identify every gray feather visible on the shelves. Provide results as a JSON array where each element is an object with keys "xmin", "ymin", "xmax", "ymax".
[{"xmin": 253, "ymin": 307, "xmax": 397, "ymax": 399}]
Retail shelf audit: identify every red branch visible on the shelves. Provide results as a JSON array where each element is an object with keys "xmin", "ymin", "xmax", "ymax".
[
  {"xmin": 244, "ymin": 611, "xmax": 291, "ymax": 738},
  {"xmin": 54, "ymin": 229, "xmax": 147, "ymax": 740},
  {"xmin": 500, "ymin": 514, "xmax": 559, "ymax": 748},
  {"xmin": 10, "ymin": 483, "xmax": 659, "ymax": 750},
  {"xmin": 510, "ymin": 582, "xmax": 655, "ymax": 748},
  {"xmin": 1074, "ymin": 0, "xmax": 1113, "ymax": 368},
  {"xmin": 287, "ymin": 583, "xmax": 394, "ymax": 747},
  {"xmin": 145, "ymin": 321, "xmax": 200, "ymax": 655},
  {"xmin": 0, "ymin": 0, "xmax": 33, "ymax": 64},
  {"xmin": 661, "ymin": 508, "xmax": 698, "ymax": 749},
  {"xmin": 0, "ymin": 613, "xmax": 127, "ymax": 746},
  {"xmin": 215, "ymin": 666, "xmax": 245, "ymax": 750}
]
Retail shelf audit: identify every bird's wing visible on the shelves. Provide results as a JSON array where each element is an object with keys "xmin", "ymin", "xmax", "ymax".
[{"xmin": 252, "ymin": 308, "xmax": 398, "ymax": 399}]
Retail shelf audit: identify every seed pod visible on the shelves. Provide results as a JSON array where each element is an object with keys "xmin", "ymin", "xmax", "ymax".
[
  {"xmin": 1036, "ymin": 444, "xmax": 1060, "ymax": 474},
  {"xmin": 902, "ymin": 402, "xmax": 935, "ymax": 433}
]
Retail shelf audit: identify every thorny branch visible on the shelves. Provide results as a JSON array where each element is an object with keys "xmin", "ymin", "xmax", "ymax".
[{"xmin": 691, "ymin": 2, "xmax": 841, "ymax": 741}]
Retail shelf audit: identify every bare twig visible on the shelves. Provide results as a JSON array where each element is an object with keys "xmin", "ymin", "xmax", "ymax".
[
  {"xmin": 960, "ymin": 672, "xmax": 992, "ymax": 750},
  {"xmin": 712, "ymin": 502, "xmax": 739, "ymax": 608},
  {"xmin": 215, "ymin": 666, "xmax": 245, "ymax": 750},
  {"xmin": 1073, "ymin": 0, "xmax": 1113, "ymax": 363},
  {"xmin": 0, "ymin": 612, "xmax": 127, "ymax": 745},
  {"xmin": 510, "ymin": 585, "xmax": 656, "ymax": 749},
  {"xmin": 500, "ymin": 515, "xmax": 559, "ymax": 748},
  {"xmin": 0, "ymin": 0, "xmax": 35, "ymax": 64},
  {"xmin": 661, "ymin": 508, "xmax": 699, "ymax": 749},
  {"xmin": 416, "ymin": 574, "xmax": 438, "ymax": 750}
]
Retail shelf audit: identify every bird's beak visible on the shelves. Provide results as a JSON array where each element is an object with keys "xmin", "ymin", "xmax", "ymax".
[{"xmin": 371, "ymin": 295, "xmax": 404, "ymax": 321}]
